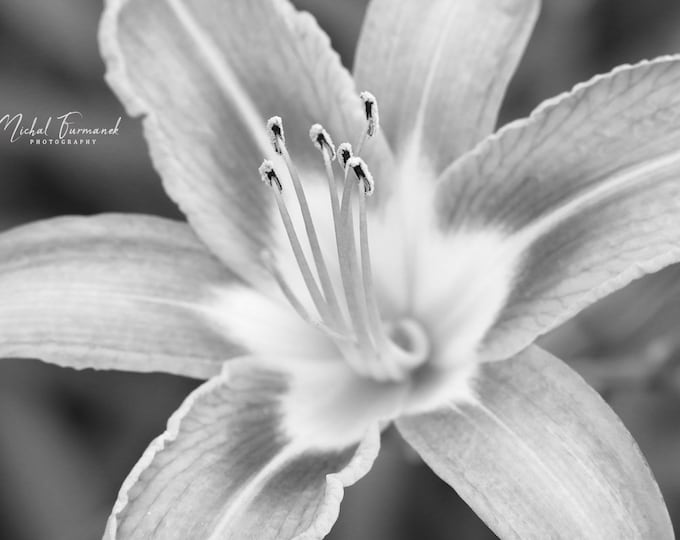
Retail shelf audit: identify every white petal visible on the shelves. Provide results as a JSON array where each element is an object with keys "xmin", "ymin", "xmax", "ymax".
[
  {"xmin": 354, "ymin": 0, "xmax": 539, "ymax": 174},
  {"xmin": 398, "ymin": 346, "xmax": 674, "ymax": 539},
  {"xmin": 435, "ymin": 56, "xmax": 680, "ymax": 360},
  {"xmin": 105, "ymin": 357, "xmax": 405, "ymax": 539},
  {"xmin": 0, "ymin": 214, "xmax": 239, "ymax": 378}
]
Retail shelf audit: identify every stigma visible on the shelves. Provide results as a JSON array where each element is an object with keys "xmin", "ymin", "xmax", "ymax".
[{"xmin": 256, "ymin": 93, "xmax": 429, "ymax": 382}]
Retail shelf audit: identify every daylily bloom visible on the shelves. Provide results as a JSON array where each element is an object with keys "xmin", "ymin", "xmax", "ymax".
[{"xmin": 1, "ymin": 0, "xmax": 679, "ymax": 537}]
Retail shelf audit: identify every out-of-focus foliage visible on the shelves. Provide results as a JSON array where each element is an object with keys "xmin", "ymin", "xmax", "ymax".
[{"xmin": 0, "ymin": 1, "xmax": 679, "ymax": 539}]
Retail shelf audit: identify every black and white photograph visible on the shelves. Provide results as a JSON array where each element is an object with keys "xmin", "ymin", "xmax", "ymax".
[{"xmin": 1, "ymin": 0, "xmax": 679, "ymax": 538}]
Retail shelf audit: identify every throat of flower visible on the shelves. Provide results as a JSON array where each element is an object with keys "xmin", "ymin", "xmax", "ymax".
[{"xmin": 256, "ymin": 96, "xmax": 428, "ymax": 382}]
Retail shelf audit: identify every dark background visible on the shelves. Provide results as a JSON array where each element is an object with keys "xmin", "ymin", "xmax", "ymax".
[{"xmin": 0, "ymin": 1, "xmax": 679, "ymax": 538}]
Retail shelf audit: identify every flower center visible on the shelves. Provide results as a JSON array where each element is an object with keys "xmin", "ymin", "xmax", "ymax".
[
  {"xmin": 256, "ymin": 93, "xmax": 429, "ymax": 382},
  {"xmin": 388, "ymin": 318, "xmax": 430, "ymax": 361}
]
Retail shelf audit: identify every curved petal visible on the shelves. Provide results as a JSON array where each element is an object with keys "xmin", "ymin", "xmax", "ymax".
[
  {"xmin": 99, "ymin": 0, "xmax": 394, "ymax": 282},
  {"xmin": 397, "ymin": 346, "xmax": 673, "ymax": 540},
  {"xmin": 434, "ymin": 55, "xmax": 680, "ymax": 360},
  {"xmin": 105, "ymin": 357, "xmax": 405, "ymax": 539},
  {"xmin": 354, "ymin": 0, "xmax": 539, "ymax": 175},
  {"xmin": 0, "ymin": 215, "xmax": 240, "ymax": 378}
]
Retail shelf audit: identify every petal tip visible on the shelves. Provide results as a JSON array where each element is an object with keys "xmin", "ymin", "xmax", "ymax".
[{"xmin": 98, "ymin": 0, "xmax": 149, "ymax": 119}]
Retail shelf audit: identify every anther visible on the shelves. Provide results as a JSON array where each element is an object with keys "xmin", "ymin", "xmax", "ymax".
[
  {"xmin": 258, "ymin": 160, "xmax": 282, "ymax": 192},
  {"xmin": 309, "ymin": 124, "xmax": 336, "ymax": 160},
  {"xmin": 347, "ymin": 156, "xmax": 374, "ymax": 196},
  {"xmin": 360, "ymin": 91, "xmax": 379, "ymax": 137},
  {"xmin": 266, "ymin": 116, "xmax": 285, "ymax": 154},
  {"xmin": 337, "ymin": 142, "xmax": 353, "ymax": 170}
]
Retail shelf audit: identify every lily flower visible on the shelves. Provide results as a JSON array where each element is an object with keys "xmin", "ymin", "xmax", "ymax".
[{"xmin": 1, "ymin": 0, "xmax": 679, "ymax": 537}]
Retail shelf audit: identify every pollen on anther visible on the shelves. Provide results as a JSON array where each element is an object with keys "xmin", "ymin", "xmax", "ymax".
[
  {"xmin": 360, "ymin": 91, "xmax": 379, "ymax": 137},
  {"xmin": 337, "ymin": 142, "xmax": 353, "ymax": 169},
  {"xmin": 347, "ymin": 156, "xmax": 374, "ymax": 195},
  {"xmin": 258, "ymin": 159, "xmax": 282, "ymax": 192},
  {"xmin": 309, "ymin": 124, "xmax": 336, "ymax": 160},
  {"xmin": 266, "ymin": 116, "xmax": 285, "ymax": 154}
]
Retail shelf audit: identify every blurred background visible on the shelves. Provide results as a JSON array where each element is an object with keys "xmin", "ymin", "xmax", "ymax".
[{"xmin": 0, "ymin": 0, "xmax": 679, "ymax": 538}]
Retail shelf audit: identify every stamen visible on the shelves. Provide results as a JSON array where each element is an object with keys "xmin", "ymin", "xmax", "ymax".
[
  {"xmin": 266, "ymin": 117, "xmax": 345, "ymax": 329},
  {"xmin": 266, "ymin": 116, "xmax": 285, "ymax": 154},
  {"xmin": 258, "ymin": 113, "xmax": 427, "ymax": 383},
  {"xmin": 309, "ymin": 124, "xmax": 336, "ymax": 160},
  {"xmin": 259, "ymin": 159, "xmax": 332, "ymax": 325},
  {"xmin": 356, "ymin": 91, "xmax": 379, "ymax": 155},
  {"xmin": 312, "ymin": 125, "xmax": 343, "ymax": 250},
  {"xmin": 347, "ymin": 156, "xmax": 374, "ymax": 196},
  {"xmin": 258, "ymin": 160, "xmax": 282, "ymax": 192},
  {"xmin": 354, "ymin": 164, "xmax": 384, "ymax": 348},
  {"xmin": 337, "ymin": 153, "xmax": 375, "ymax": 355},
  {"xmin": 337, "ymin": 142, "xmax": 353, "ymax": 170},
  {"xmin": 342, "ymin": 151, "xmax": 416, "ymax": 381},
  {"xmin": 360, "ymin": 91, "xmax": 379, "ymax": 137}
]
